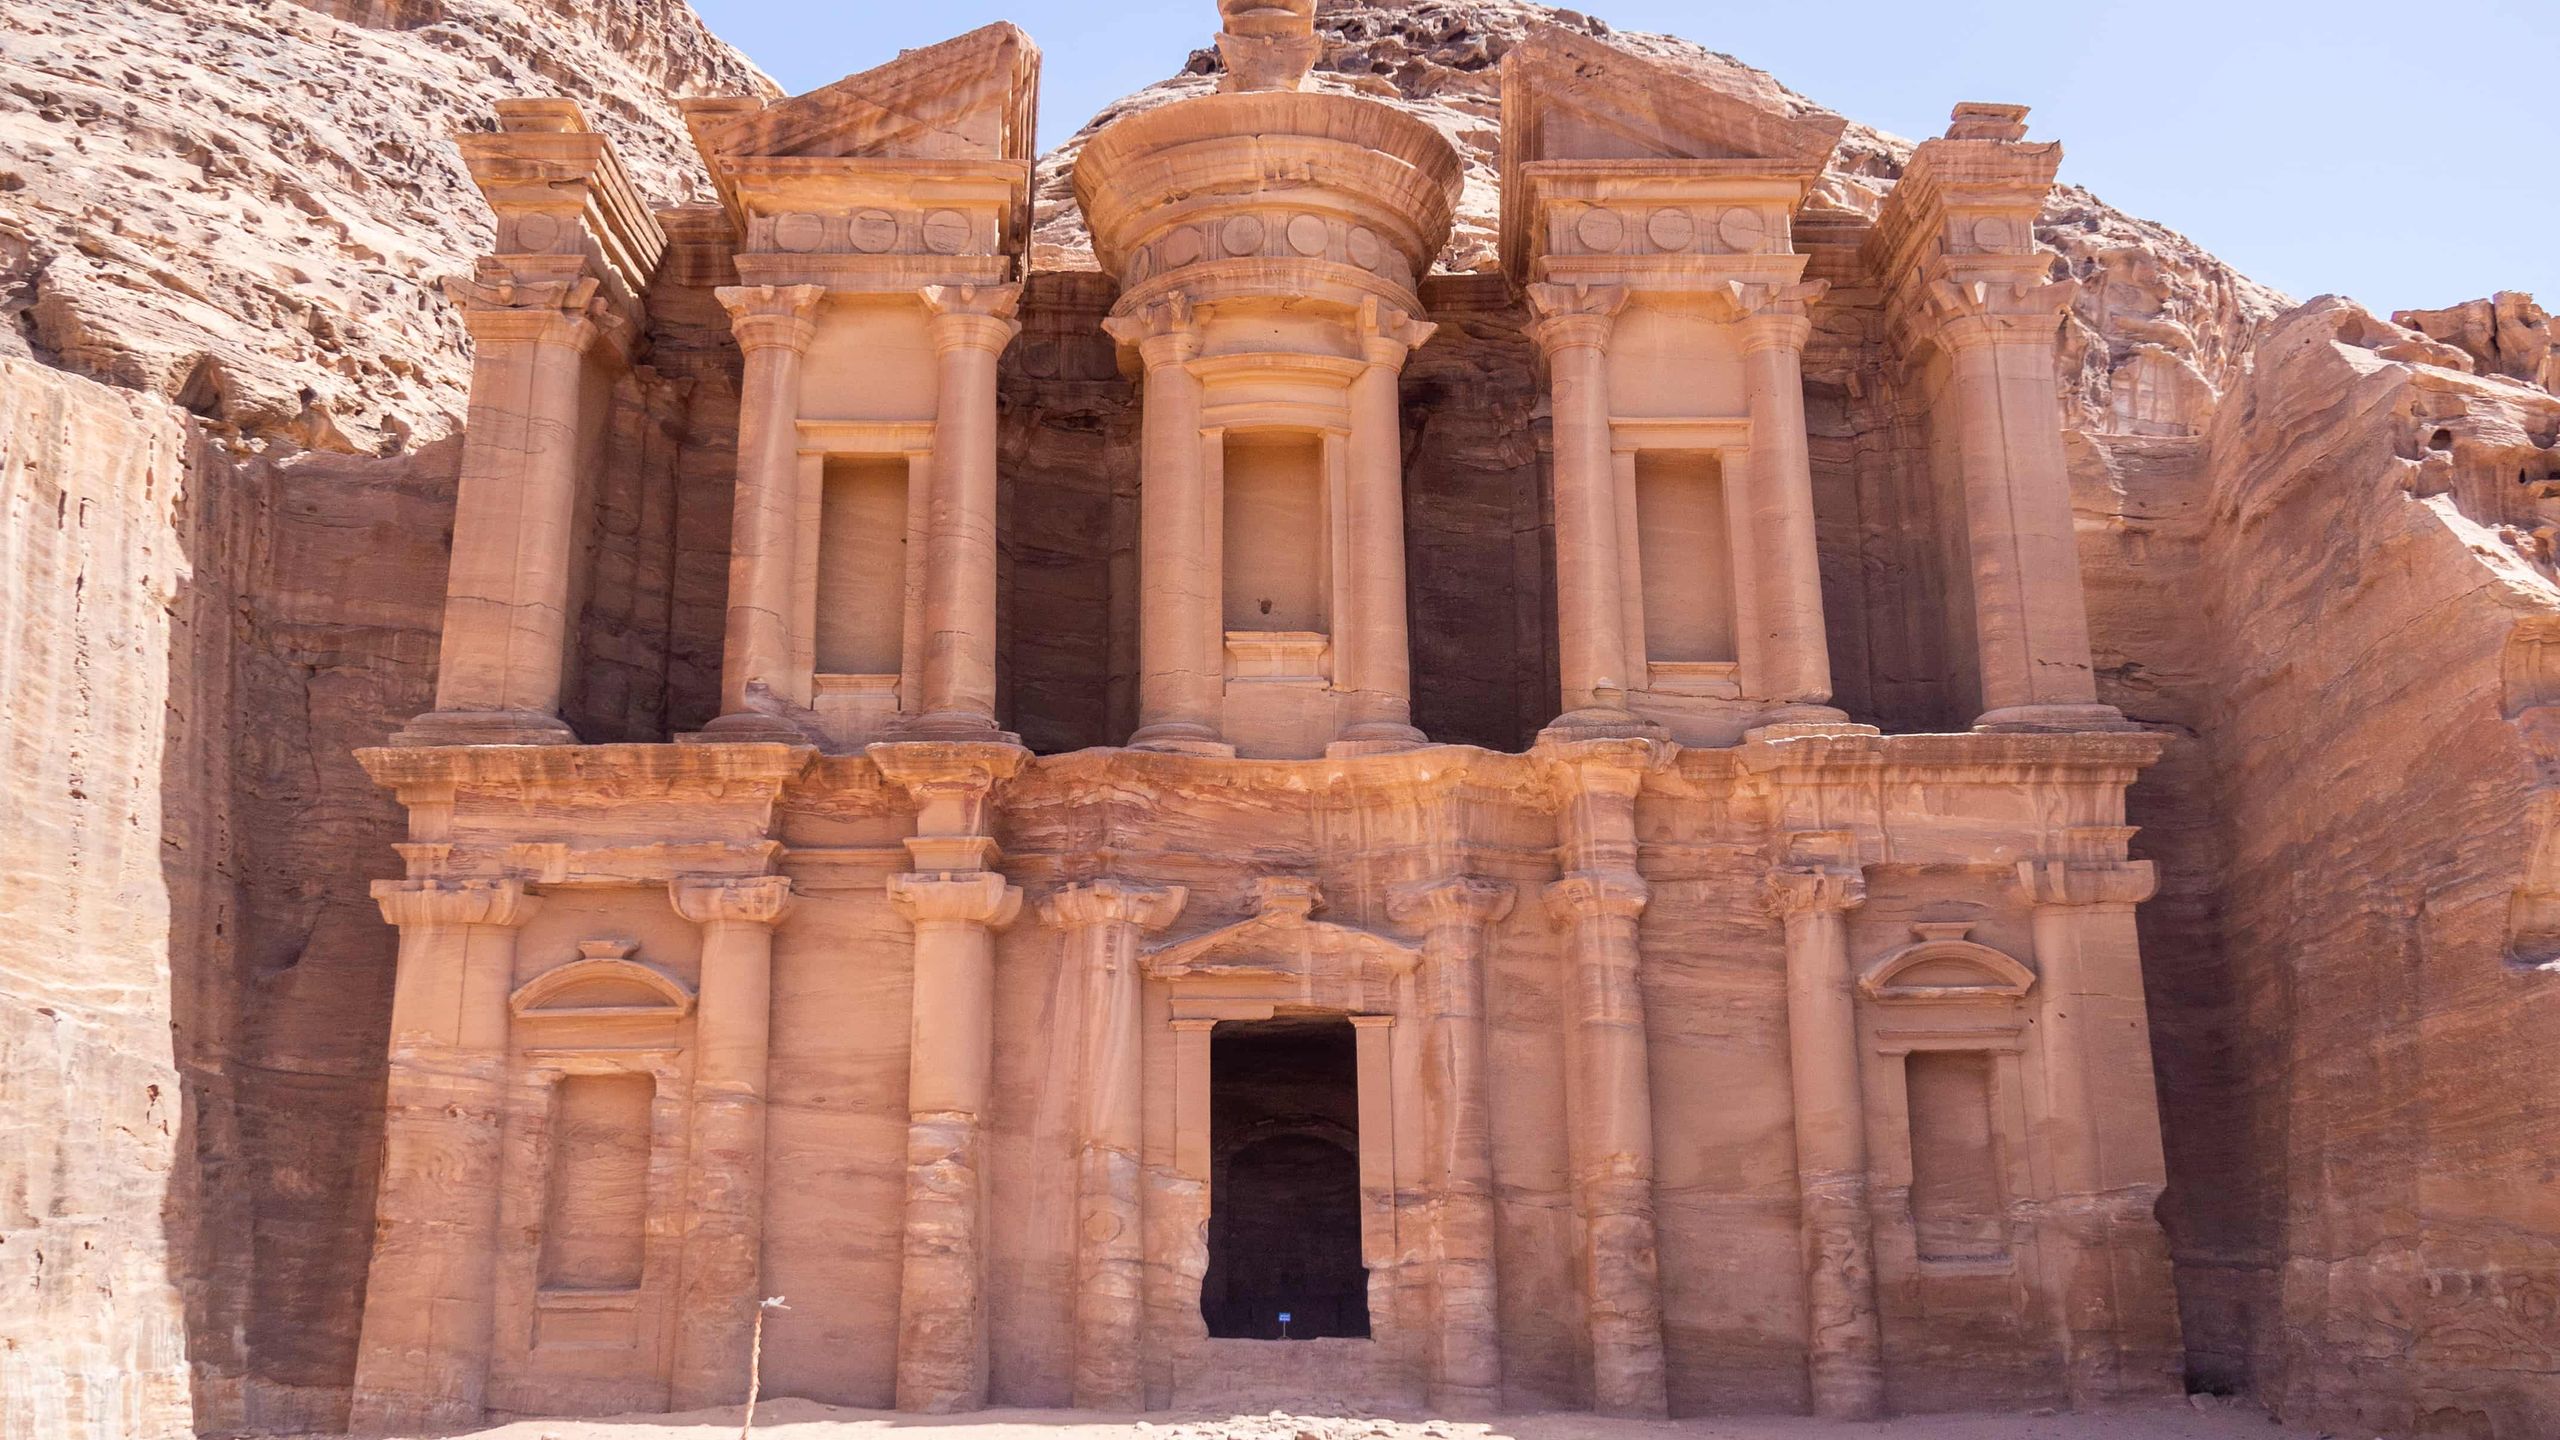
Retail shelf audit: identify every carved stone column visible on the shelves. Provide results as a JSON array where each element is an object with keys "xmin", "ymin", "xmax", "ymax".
[
  {"xmin": 1106, "ymin": 295, "xmax": 1229, "ymax": 755},
  {"xmin": 1527, "ymin": 283, "xmax": 1643, "ymax": 734},
  {"xmin": 873, "ymin": 740, "xmax": 1027, "ymax": 1413},
  {"xmin": 1736, "ymin": 285, "xmax": 1844, "ymax": 722},
  {"xmin": 2016, "ymin": 838, "xmax": 2181, "ymax": 1404},
  {"xmin": 1041, "ymin": 879, "xmax": 1187, "ymax": 1411},
  {"xmin": 1332, "ymin": 298, "xmax": 1436, "ymax": 755},
  {"xmin": 1389, "ymin": 876, "xmax": 1515, "ymax": 1411},
  {"xmin": 913, "ymin": 284, "xmax": 1024, "ymax": 740},
  {"xmin": 350, "ymin": 879, "xmax": 541, "ymax": 1434},
  {"xmin": 1539, "ymin": 739, "xmax": 1668, "ymax": 1417},
  {"xmin": 1927, "ymin": 280, "xmax": 2124, "ymax": 732},
  {"xmin": 666, "ymin": 874, "xmax": 794, "ymax": 1409},
  {"xmin": 1764, "ymin": 855, "xmax": 1884, "ymax": 1420},
  {"xmin": 705, "ymin": 283, "xmax": 825, "ymax": 740},
  {"xmin": 397, "ymin": 280, "xmax": 608, "ymax": 746},
  {"xmin": 887, "ymin": 871, "xmax": 1021, "ymax": 1412}
]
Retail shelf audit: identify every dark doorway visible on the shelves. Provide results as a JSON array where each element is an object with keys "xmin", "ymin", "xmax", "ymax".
[{"xmin": 1201, "ymin": 1016, "xmax": 1369, "ymax": 1340}]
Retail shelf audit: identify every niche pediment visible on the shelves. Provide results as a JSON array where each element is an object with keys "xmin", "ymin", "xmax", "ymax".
[
  {"xmin": 510, "ymin": 941, "xmax": 696, "ymax": 1021},
  {"xmin": 1858, "ymin": 924, "xmax": 2035, "ymax": 1004},
  {"xmin": 1145, "ymin": 878, "xmax": 1418, "ymax": 1009}
]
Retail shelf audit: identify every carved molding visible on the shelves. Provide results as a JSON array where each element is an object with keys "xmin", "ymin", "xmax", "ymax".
[
  {"xmin": 1857, "ymin": 924, "xmax": 2035, "ymax": 1004},
  {"xmin": 372, "ymin": 877, "xmax": 540, "ymax": 931},
  {"xmin": 669, "ymin": 874, "xmax": 795, "ymax": 929}
]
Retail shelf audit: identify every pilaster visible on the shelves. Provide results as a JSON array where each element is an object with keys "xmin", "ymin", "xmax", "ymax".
[
  {"xmin": 702, "ymin": 283, "xmax": 827, "ymax": 742},
  {"xmin": 1537, "ymin": 738, "xmax": 1669, "ymax": 1417},
  {"xmin": 874, "ymin": 741, "xmax": 1027, "ymax": 1412},
  {"xmin": 350, "ymin": 879, "xmax": 542, "ymax": 1434},
  {"xmin": 1763, "ymin": 844, "xmax": 1884, "ymax": 1420},
  {"xmin": 1388, "ymin": 876, "xmax": 1516, "ymax": 1411},
  {"xmin": 1105, "ymin": 294, "xmax": 1231, "ymax": 755},
  {"xmin": 2014, "ymin": 830, "xmax": 2182, "ymax": 1403},
  {"xmin": 1041, "ymin": 880, "xmax": 1189, "ymax": 1411},
  {"xmin": 1526, "ymin": 283, "xmax": 1653, "ymax": 739},
  {"xmin": 911, "ymin": 283, "xmax": 1026, "ymax": 742},
  {"xmin": 665, "ymin": 875, "xmax": 794, "ymax": 1409},
  {"xmin": 1330, "ymin": 298, "xmax": 1439, "ymax": 756}
]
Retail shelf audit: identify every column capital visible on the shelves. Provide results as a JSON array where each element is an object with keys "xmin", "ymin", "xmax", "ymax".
[
  {"xmin": 1525, "ymin": 281, "xmax": 1629, "ymax": 357},
  {"xmin": 1389, "ymin": 875, "xmax": 1517, "ymax": 930},
  {"xmin": 444, "ymin": 273, "xmax": 608, "ymax": 352},
  {"xmin": 1356, "ymin": 295, "xmax": 1438, "ymax": 368},
  {"xmin": 921, "ymin": 282, "xmax": 1025, "ymax": 355},
  {"xmin": 371, "ymin": 877, "xmax": 540, "ymax": 930},
  {"xmin": 1544, "ymin": 869, "xmax": 1649, "ymax": 922},
  {"xmin": 890, "ymin": 871, "xmax": 1024, "ymax": 930},
  {"xmin": 2016, "ymin": 857, "xmax": 2157, "ymax": 909},
  {"xmin": 1725, "ymin": 278, "xmax": 1829, "ymax": 355},
  {"xmin": 1922, "ymin": 276, "xmax": 2079, "ymax": 351},
  {"xmin": 1040, "ymin": 879, "xmax": 1187, "ymax": 932},
  {"xmin": 1762, "ymin": 865, "xmax": 1867, "ymax": 919},
  {"xmin": 718, "ymin": 282, "xmax": 826, "ymax": 354},
  {"xmin": 669, "ymin": 874, "xmax": 794, "ymax": 928},
  {"xmin": 1103, "ymin": 292, "xmax": 1202, "ymax": 368}
]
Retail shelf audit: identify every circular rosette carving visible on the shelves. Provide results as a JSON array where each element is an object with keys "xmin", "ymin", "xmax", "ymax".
[
  {"xmin": 1576, "ymin": 206, "xmax": 1627, "ymax": 252},
  {"xmin": 772, "ymin": 212, "xmax": 826, "ymax": 253},
  {"xmin": 850, "ymin": 209, "xmax": 898, "ymax": 254},
  {"xmin": 1715, "ymin": 207, "xmax": 1769, "ymax": 253}
]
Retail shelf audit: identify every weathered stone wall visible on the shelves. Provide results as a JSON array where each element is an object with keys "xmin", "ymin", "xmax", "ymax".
[{"xmin": 0, "ymin": 358, "xmax": 204, "ymax": 1440}]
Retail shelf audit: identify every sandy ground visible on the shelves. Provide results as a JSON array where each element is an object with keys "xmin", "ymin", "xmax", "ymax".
[{"xmin": 385, "ymin": 1395, "xmax": 2332, "ymax": 1440}]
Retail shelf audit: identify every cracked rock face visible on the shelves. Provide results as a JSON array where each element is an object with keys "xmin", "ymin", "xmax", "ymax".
[{"xmin": 0, "ymin": 0, "xmax": 773, "ymax": 454}]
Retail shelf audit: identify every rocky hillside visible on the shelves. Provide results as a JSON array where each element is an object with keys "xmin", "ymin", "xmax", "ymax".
[{"xmin": 0, "ymin": 0, "xmax": 773, "ymax": 453}]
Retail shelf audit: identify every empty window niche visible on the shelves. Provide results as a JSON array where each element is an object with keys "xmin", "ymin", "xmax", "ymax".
[
  {"xmin": 1634, "ymin": 450, "xmax": 1737, "ymax": 666},
  {"xmin": 539, "ymin": 1072, "xmax": 654, "ymax": 1292},
  {"xmin": 1222, "ymin": 432, "xmax": 1330, "ymax": 636},
  {"xmin": 1904, "ymin": 1050, "xmax": 2010, "ymax": 1265},
  {"xmin": 815, "ymin": 456, "xmax": 909, "ymax": 677}
]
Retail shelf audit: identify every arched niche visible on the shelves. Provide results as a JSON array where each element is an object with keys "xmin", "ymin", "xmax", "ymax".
[
  {"xmin": 1857, "ymin": 924, "xmax": 2035, "ymax": 1005},
  {"xmin": 510, "ymin": 940, "xmax": 697, "ymax": 1022}
]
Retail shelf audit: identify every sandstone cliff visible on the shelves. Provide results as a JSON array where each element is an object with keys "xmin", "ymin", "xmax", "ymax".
[
  {"xmin": 0, "ymin": 0, "xmax": 773, "ymax": 453},
  {"xmin": 8, "ymin": 0, "xmax": 2560, "ymax": 1436}
]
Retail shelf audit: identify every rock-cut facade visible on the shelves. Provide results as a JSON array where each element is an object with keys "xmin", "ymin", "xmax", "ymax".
[{"xmin": 348, "ymin": 1, "xmax": 2188, "ymax": 1425}]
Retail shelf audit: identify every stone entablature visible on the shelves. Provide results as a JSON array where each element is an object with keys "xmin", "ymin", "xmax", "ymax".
[{"xmin": 350, "ymin": 3, "xmax": 2183, "ymax": 1428}]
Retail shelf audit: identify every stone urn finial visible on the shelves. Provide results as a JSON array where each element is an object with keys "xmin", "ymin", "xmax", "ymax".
[{"xmin": 1216, "ymin": 0, "xmax": 1320, "ymax": 93}]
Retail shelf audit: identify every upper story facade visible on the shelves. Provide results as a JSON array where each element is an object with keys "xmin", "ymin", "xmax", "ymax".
[{"xmin": 393, "ymin": 4, "xmax": 2130, "ymax": 763}]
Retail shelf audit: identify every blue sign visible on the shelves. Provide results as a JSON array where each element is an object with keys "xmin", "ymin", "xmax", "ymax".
[{"xmin": 1277, "ymin": 1312, "xmax": 1292, "ymax": 1323}]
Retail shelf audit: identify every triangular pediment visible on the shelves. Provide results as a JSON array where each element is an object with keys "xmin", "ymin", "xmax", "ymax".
[
  {"xmin": 1501, "ymin": 27, "xmax": 1846, "ymax": 171},
  {"xmin": 690, "ymin": 23, "xmax": 1040, "ymax": 166}
]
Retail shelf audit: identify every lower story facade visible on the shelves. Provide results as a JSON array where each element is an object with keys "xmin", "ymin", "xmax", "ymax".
[{"xmin": 345, "ymin": 726, "xmax": 2181, "ymax": 1428}]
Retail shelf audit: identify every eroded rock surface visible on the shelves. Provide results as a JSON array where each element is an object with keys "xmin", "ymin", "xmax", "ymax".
[{"xmin": 0, "ymin": 0, "xmax": 771, "ymax": 452}]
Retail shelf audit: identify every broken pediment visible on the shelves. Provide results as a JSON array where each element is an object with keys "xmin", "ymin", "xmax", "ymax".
[
  {"xmin": 1500, "ymin": 26, "xmax": 1846, "ymax": 174},
  {"xmin": 683, "ymin": 22, "xmax": 1039, "ymax": 168},
  {"xmin": 1145, "ymin": 878, "xmax": 1420, "ymax": 1000}
]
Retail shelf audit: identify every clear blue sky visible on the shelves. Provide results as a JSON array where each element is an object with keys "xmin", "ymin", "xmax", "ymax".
[{"xmin": 690, "ymin": 0, "xmax": 2556, "ymax": 311}]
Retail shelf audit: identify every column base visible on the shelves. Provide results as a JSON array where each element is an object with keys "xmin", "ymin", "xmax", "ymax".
[
  {"xmin": 1326, "ymin": 720, "xmax": 1429, "ymax": 757},
  {"xmin": 388, "ymin": 708, "xmax": 577, "ymax": 747},
  {"xmin": 1127, "ymin": 720, "xmax": 1236, "ymax": 758},
  {"xmin": 899, "ymin": 709, "xmax": 1022, "ymax": 746},
  {"xmin": 1536, "ymin": 705, "xmax": 1668, "ymax": 746},
  {"xmin": 1974, "ymin": 702, "xmax": 2138, "ymax": 734},
  {"xmin": 683, "ymin": 709, "xmax": 819, "ymax": 744}
]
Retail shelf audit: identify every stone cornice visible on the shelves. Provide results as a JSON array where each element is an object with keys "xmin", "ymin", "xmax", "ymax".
[
  {"xmin": 356, "ymin": 742, "xmax": 814, "ymax": 798},
  {"xmin": 459, "ymin": 98, "xmax": 666, "ymax": 317}
]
